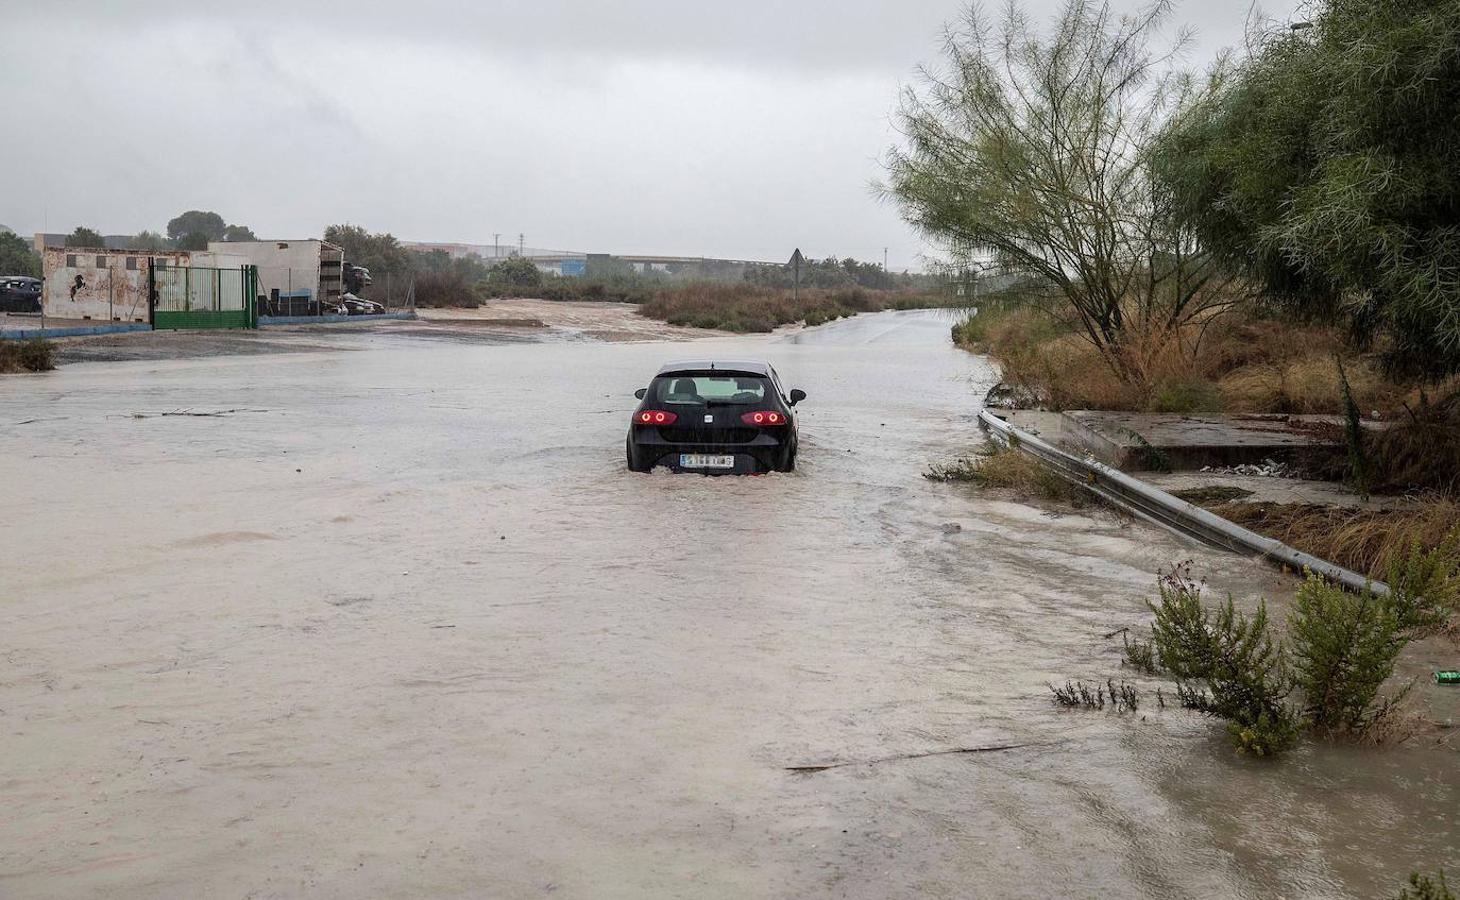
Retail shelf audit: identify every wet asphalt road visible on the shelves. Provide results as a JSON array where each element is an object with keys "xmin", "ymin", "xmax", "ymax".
[{"xmin": 1, "ymin": 310, "xmax": 1456, "ymax": 899}]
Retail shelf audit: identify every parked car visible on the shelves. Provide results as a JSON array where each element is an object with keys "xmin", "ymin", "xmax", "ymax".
[
  {"xmin": 341, "ymin": 293, "xmax": 385, "ymax": 315},
  {"xmin": 0, "ymin": 276, "xmax": 42, "ymax": 313},
  {"xmin": 626, "ymin": 360, "xmax": 806, "ymax": 474}
]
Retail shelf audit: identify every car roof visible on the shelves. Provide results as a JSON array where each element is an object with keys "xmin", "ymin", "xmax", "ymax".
[
  {"xmin": 1, "ymin": 275, "xmax": 40, "ymax": 282},
  {"xmin": 656, "ymin": 359, "xmax": 773, "ymax": 376}
]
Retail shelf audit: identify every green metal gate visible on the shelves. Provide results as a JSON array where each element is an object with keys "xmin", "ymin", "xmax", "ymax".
[{"xmin": 149, "ymin": 263, "xmax": 258, "ymax": 330}]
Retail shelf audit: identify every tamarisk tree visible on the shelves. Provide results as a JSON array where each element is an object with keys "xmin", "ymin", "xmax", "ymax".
[{"xmin": 886, "ymin": 0, "xmax": 1232, "ymax": 378}]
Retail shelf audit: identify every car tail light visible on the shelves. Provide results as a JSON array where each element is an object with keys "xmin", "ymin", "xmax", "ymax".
[
  {"xmin": 635, "ymin": 410, "xmax": 678, "ymax": 425},
  {"xmin": 740, "ymin": 410, "xmax": 787, "ymax": 425}
]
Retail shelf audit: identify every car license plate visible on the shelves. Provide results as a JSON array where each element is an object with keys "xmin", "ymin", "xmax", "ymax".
[{"xmin": 680, "ymin": 454, "xmax": 735, "ymax": 469}]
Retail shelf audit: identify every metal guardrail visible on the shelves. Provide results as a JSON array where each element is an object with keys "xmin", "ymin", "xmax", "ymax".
[{"xmin": 977, "ymin": 408, "xmax": 1386, "ymax": 595}]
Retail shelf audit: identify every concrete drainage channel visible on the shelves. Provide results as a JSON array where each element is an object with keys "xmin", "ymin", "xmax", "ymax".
[{"xmin": 977, "ymin": 408, "xmax": 1385, "ymax": 595}]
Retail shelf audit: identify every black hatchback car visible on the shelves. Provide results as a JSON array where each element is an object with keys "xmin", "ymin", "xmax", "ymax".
[
  {"xmin": 0, "ymin": 276, "xmax": 41, "ymax": 313},
  {"xmin": 626, "ymin": 360, "xmax": 806, "ymax": 473}
]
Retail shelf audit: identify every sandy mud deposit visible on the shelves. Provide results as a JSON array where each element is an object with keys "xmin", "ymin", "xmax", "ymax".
[{"xmin": 415, "ymin": 299, "xmax": 727, "ymax": 342}]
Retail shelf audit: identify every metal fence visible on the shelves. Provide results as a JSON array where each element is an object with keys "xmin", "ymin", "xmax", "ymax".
[
  {"xmin": 151, "ymin": 264, "xmax": 257, "ymax": 330},
  {"xmin": 253, "ymin": 267, "xmax": 415, "ymax": 318}
]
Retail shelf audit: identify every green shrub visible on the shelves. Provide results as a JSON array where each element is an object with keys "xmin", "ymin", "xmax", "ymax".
[
  {"xmin": 488, "ymin": 256, "xmax": 542, "ymax": 290},
  {"xmin": 951, "ymin": 314, "xmax": 988, "ymax": 347},
  {"xmin": 1122, "ymin": 634, "xmax": 1158, "ymax": 674},
  {"xmin": 1396, "ymin": 872, "xmax": 1456, "ymax": 900},
  {"xmin": 1147, "ymin": 566, "xmax": 1301, "ymax": 755},
  {"xmin": 1226, "ymin": 707, "xmax": 1304, "ymax": 758},
  {"xmin": 1288, "ymin": 574, "xmax": 1409, "ymax": 736},
  {"xmin": 1147, "ymin": 566, "xmax": 1218, "ymax": 680},
  {"xmin": 1385, "ymin": 526, "xmax": 1460, "ymax": 636},
  {"xmin": 414, "ymin": 270, "xmax": 476, "ymax": 307}
]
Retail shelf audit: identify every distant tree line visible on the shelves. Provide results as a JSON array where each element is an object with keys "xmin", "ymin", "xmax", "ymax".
[
  {"xmin": 39, "ymin": 210, "xmax": 260, "ymax": 255},
  {"xmin": 744, "ymin": 256, "xmax": 911, "ymax": 291},
  {"xmin": 323, "ymin": 224, "xmax": 543, "ymax": 306},
  {"xmin": 0, "ymin": 209, "xmax": 261, "ymax": 278},
  {"xmin": 320, "ymin": 223, "xmax": 930, "ymax": 307}
]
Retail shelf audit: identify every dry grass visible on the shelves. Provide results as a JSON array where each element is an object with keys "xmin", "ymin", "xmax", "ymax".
[
  {"xmin": 1357, "ymin": 693, "xmax": 1429, "ymax": 747},
  {"xmin": 1217, "ymin": 353, "xmax": 1406, "ymax": 414},
  {"xmin": 958, "ymin": 304, "xmax": 1427, "ymax": 417},
  {"xmin": 1367, "ymin": 388, "xmax": 1460, "ymax": 494},
  {"xmin": 1208, "ymin": 498, "xmax": 1460, "ymax": 578},
  {"xmin": 926, "ymin": 445, "xmax": 1094, "ymax": 506}
]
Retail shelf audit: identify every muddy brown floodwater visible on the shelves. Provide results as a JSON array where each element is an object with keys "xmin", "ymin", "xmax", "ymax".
[{"xmin": 1, "ymin": 310, "xmax": 1456, "ymax": 899}]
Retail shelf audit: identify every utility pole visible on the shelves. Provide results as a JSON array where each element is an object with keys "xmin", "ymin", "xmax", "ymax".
[
  {"xmin": 883, "ymin": 247, "xmax": 888, "ymax": 271},
  {"xmin": 494, "ymin": 233, "xmax": 501, "ymax": 259}
]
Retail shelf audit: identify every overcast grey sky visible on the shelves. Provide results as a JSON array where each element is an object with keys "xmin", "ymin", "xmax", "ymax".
[{"xmin": 1, "ymin": 0, "xmax": 1298, "ymax": 269}]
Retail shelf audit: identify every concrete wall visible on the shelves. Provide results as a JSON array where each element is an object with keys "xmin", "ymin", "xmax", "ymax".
[
  {"xmin": 41, "ymin": 248, "xmax": 190, "ymax": 322},
  {"xmin": 189, "ymin": 252, "xmax": 250, "ymax": 270}
]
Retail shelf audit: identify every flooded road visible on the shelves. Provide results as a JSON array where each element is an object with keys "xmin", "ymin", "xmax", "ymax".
[{"xmin": 2, "ymin": 310, "xmax": 1455, "ymax": 898}]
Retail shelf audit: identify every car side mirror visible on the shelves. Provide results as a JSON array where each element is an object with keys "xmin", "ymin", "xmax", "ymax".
[
  {"xmin": 789, "ymin": 389, "xmax": 807, "ymax": 406},
  {"xmin": 634, "ymin": 388, "xmax": 647, "ymax": 400}
]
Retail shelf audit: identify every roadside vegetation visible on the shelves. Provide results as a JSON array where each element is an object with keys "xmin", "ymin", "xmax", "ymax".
[
  {"xmin": 896, "ymin": 0, "xmax": 1460, "ymax": 761},
  {"xmin": 1209, "ymin": 504, "xmax": 1460, "ymax": 592},
  {"xmin": 323, "ymin": 223, "xmax": 949, "ymax": 328},
  {"xmin": 949, "ymin": 301, "xmax": 1453, "ymax": 418},
  {"xmin": 0, "ymin": 338, "xmax": 56, "ymax": 373},
  {"xmin": 1110, "ymin": 547, "xmax": 1460, "ymax": 756},
  {"xmin": 897, "ymin": 0, "xmax": 1460, "ymax": 638},
  {"xmin": 898, "ymin": 0, "xmax": 1460, "ymax": 393},
  {"xmin": 925, "ymin": 443, "xmax": 1093, "ymax": 506},
  {"xmin": 1396, "ymin": 872, "xmax": 1456, "ymax": 900},
  {"xmin": 639, "ymin": 284, "xmax": 944, "ymax": 333}
]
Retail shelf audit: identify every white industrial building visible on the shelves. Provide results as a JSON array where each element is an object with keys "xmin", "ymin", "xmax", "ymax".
[{"xmin": 195, "ymin": 239, "xmax": 345, "ymax": 314}]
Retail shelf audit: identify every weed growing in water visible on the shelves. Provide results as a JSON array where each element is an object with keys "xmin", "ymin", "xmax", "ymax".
[
  {"xmin": 1146, "ymin": 564, "xmax": 1302, "ymax": 755},
  {"xmin": 1122, "ymin": 634, "xmax": 1159, "ymax": 674},
  {"xmin": 925, "ymin": 445, "xmax": 1092, "ymax": 506},
  {"xmin": 1049, "ymin": 679, "xmax": 1140, "ymax": 713}
]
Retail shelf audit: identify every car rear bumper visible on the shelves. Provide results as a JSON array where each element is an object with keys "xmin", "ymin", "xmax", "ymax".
[{"xmin": 631, "ymin": 431, "xmax": 788, "ymax": 473}]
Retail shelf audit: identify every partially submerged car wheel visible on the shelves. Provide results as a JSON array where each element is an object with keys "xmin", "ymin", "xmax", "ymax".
[
  {"xmin": 775, "ymin": 444, "xmax": 797, "ymax": 473},
  {"xmin": 626, "ymin": 437, "xmax": 652, "ymax": 473}
]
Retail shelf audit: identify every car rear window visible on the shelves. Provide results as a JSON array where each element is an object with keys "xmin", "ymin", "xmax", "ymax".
[{"xmin": 652, "ymin": 374, "xmax": 769, "ymax": 406}]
